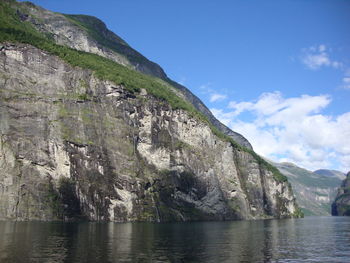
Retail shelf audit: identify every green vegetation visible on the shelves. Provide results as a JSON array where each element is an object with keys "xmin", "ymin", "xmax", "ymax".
[
  {"xmin": 300, "ymin": 208, "xmax": 315, "ymax": 217},
  {"xmin": 173, "ymin": 140, "xmax": 191, "ymax": 151},
  {"xmin": 76, "ymin": 93, "xmax": 91, "ymax": 101},
  {"xmin": 292, "ymin": 207, "xmax": 304, "ymax": 218},
  {"xmin": 251, "ymin": 150, "xmax": 288, "ymax": 182},
  {"xmin": 0, "ymin": 87, "xmax": 39, "ymax": 101},
  {"xmin": 0, "ymin": 0, "xmax": 288, "ymax": 183},
  {"xmin": 79, "ymin": 79, "xmax": 88, "ymax": 89}
]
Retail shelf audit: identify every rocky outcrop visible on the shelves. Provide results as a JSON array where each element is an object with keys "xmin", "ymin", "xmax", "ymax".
[
  {"xmin": 332, "ymin": 172, "xmax": 350, "ymax": 216},
  {"xmin": 16, "ymin": 1, "xmax": 252, "ymax": 149},
  {"xmin": 0, "ymin": 43, "xmax": 299, "ymax": 221}
]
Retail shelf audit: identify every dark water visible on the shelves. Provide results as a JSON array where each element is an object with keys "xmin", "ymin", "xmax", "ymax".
[{"xmin": 0, "ymin": 217, "xmax": 350, "ymax": 263}]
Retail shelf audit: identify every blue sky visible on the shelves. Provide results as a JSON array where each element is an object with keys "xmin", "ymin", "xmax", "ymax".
[{"xmin": 21, "ymin": 0, "xmax": 350, "ymax": 172}]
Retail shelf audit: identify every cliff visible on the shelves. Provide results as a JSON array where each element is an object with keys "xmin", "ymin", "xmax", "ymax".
[
  {"xmin": 332, "ymin": 172, "xmax": 350, "ymax": 216},
  {"xmin": 0, "ymin": 1, "xmax": 301, "ymax": 221},
  {"xmin": 19, "ymin": 1, "xmax": 252, "ymax": 150}
]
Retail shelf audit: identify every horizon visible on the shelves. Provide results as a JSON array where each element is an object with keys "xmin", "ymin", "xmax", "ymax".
[{"xmin": 19, "ymin": 0, "xmax": 350, "ymax": 173}]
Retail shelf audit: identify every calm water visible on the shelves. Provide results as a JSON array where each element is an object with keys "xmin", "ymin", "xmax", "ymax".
[{"xmin": 0, "ymin": 217, "xmax": 349, "ymax": 263}]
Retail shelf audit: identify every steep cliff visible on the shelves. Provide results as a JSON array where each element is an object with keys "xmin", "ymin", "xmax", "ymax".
[
  {"xmin": 17, "ymin": 1, "xmax": 252, "ymax": 149},
  {"xmin": 332, "ymin": 172, "xmax": 350, "ymax": 216},
  {"xmin": 0, "ymin": 1, "xmax": 301, "ymax": 221},
  {"xmin": 274, "ymin": 162, "xmax": 344, "ymax": 216}
]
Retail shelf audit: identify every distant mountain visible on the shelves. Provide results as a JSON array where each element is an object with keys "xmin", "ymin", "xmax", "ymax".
[
  {"xmin": 314, "ymin": 169, "xmax": 346, "ymax": 180},
  {"xmin": 332, "ymin": 172, "xmax": 350, "ymax": 216},
  {"xmin": 274, "ymin": 162, "xmax": 343, "ymax": 216}
]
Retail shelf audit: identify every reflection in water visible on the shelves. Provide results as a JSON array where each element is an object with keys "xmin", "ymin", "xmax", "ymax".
[{"xmin": 0, "ymin": 217, "xmax": 350, "ymax": 262}]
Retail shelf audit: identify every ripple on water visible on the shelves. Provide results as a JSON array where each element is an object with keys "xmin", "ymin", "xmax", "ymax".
[{"xmin": 0, "ymin": 217, "xmax": 349, "ymax": 263}]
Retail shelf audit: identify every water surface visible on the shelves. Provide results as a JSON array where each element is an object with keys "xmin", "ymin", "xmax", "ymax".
[{"xmin": 0, "ymin": 217, "xmax": 349, "ymax": 262}]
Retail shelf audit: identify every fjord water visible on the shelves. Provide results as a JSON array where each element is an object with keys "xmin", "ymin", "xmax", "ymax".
[{"xmin": 0, "ymin": 217, "xmax": 349, "ymax": 263}]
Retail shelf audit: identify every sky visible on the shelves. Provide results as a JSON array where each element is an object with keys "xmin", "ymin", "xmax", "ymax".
[{"xmin": 20, "ymin": 0, "xmax": 350, "ymax": 172}]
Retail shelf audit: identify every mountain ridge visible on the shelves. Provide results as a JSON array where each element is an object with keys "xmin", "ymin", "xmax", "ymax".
[
  {"xmin": 273, "ymin": 162, "xmax": 344, "ymax": 216},
  {"xmin": 18, "ymin": 0, "xmax": 252, "ymax": 149},
  {"xmin": 314, "ymin": 169, "xmax": 346, "ymax": 180},
  {"xmin": 0, "ymin": 0, "xmax": 301, "ymax": 221}
]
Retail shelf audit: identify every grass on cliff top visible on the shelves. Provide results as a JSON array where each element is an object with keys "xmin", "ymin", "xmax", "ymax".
[
  {"xmin": 0, "ymin": 0, "xmax": 287, "ymax": 183},
  {"xmin": 0, "ymin": 1, "xmax": 191, "ymax": 107}
]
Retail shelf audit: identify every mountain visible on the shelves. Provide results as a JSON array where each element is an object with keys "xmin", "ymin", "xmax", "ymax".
[
  {"xmin": 274, "ymin": 162, "xmax": 343, "ymax": 216},
  {"xmin": 332, "ymin": 172, "xmax": 350, "ymax": 216},
  {"xmin": 19, "ymin": 1, "xmax": 253, "ymax": 150},
  {"xmin": 0, "ymin": 0, "xmax": 301, "ymax": 221},
  {"xmin": 314, "ymin": 169, "xmax": 346, "ymax": 180}
]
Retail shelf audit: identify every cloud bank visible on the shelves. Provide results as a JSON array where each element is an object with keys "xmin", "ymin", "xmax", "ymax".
[{"xmin": 211, "ymin": 92, "xmax": 350, "ymax": 172}]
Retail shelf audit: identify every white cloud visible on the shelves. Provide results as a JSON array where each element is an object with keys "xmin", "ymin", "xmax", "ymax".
[
  {"xmin": 210, "ymin": 93, "xmax": 227, "ymax": 102},
  {"xmin": 340, "ymin": 155, "xmax": 350, "ymax": 173},
  {"xmin": 301, "ymin": 45, "xmax": 342, "ymax": 70},
  {"xmin": 211, "ymin": 92, "xmax": 350, "ymax": 172},
  {"xmin": 199, "ymin": 83, "xmax": 228, "ymax": 103},
  {"xmin": 210, "ymin": 108, "xmax": 237, "ymax": 126},
  {"xmin": 300, "ymin": 45, "xmax": 350, "ymax": 91},
  {"xmin": 228, "ymin": 101, "xmax": 254, "ymax": 114}
]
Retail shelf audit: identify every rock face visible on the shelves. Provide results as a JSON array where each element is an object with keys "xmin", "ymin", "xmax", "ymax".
[
  {"xmin": 274, "ymin": 162, "xmax": 344, "ymax": 216},
  {"xmin": 0, "ymin": 43, "xmax": 299, "ymax": 221},
  {"xmin": 18, "ymin": 1, "xmax": 252, "ymax": 150},
  {"xmin": 0, "ymin": 1, "xmax": 300, "ymax": 221},
  {"xmin": 332, "ymin": 172, "xmax": 350, "ymax": 216}
]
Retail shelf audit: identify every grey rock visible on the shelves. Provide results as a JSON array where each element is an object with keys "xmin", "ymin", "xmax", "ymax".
[
  {"xmin": 18, "ymin": 1, "xmax": 252, "ymax": 149},
  {"xmin": 332, "ymin": 172, "xmax": 350, "ymax": 216},
  {"xmin": 0, "ymin": 44, "xmax": 298, "ymax": 221}
]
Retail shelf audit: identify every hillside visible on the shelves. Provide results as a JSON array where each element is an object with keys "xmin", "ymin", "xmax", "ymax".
[
  {"xmin": 314, "ymin": 169, "xmax": 346, "ymax": 180},
  {"xmin": 0, "ymin": 0, "xmax": 301, "ymax": 221},
  {"xmin": 274, "ymin": 162, "xmax": 344, "ymax": 216},
  {"xmin": 13, "ymin": 0, "xmax": 253, "ymax": 150}
]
